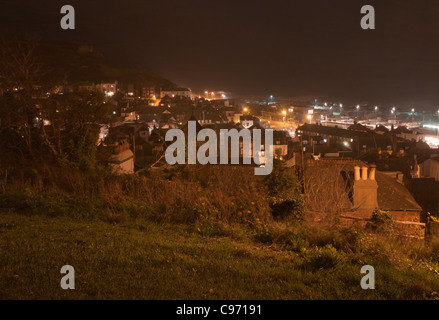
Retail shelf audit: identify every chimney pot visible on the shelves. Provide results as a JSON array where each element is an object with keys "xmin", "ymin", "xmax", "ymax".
[
  {"xmin": 354, "ymin": 166, "xmax": 361, "ymax": 181},
  {"xmin": 369, "ymin": 165, "xmax": 376, "ymax": 180},
  {"xmin": 361, "ymin": 167, "xmax": 368, "ymax": 180}
]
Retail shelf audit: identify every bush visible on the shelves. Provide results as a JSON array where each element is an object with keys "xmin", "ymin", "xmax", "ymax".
[
  {"xmin": 253, "ymin": 222, "xmax": 274, "ymax": 243},
  {"xmin": 369, "ymin": 209, "xmax": 394, "ymax": 233},
  {"xmin": 264, "ymin": 160, "xmax": 305, "ymax": 221},
  {"xmin": 270, "ymin": 195, "xmax": 305, "ymax": 221},
  {"xmin": 301, "ymin": 244, "xmax": 343, "ymax": 270}
]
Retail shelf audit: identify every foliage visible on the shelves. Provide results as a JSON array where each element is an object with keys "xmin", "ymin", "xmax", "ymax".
[
  {"xmin": 369, "ymin": 209, "xmax": 394, "ymax": 233},
  {"xmin": 301, "ymin": 244, "xmax": 344, "ymax": 270},
  {"xmin": 264, "ymin": 160, "xmax": 305, "ymax": 221}
]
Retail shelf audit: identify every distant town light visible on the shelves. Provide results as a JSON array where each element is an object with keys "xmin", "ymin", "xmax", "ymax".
[{"xmin": 356, "ymin": 105, "xmax": 360, "ymax": 109}]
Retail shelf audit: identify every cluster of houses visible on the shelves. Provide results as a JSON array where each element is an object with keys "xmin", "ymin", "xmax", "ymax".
[
  {"xmin": 101, "ymin": 100, "xmax": 291, "ymax": 174},
  {"xmin": 292, "ymin": 120, "xmax": 439, "ymax": 239}
]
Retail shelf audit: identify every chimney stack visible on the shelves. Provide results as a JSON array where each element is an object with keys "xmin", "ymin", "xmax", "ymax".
[{"xmin": 353, "ymin": 165, "xmax": 378, "ymax": 214}]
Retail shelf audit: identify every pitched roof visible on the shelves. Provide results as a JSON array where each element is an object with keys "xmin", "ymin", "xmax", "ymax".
[
  {"xmin": 304, "ymin": 160, "xmax": 422, "ymax": 213},
  {"xmin": 375, "ymin": 171, "xmax": 422, "ymax": 211},
  {"xmin": 348, "ymin": 123, "xmax": 372, "ymax": 132},
  {"xmin": 392, "ymin": 126, "xmax": 412, "ymax": 134}
]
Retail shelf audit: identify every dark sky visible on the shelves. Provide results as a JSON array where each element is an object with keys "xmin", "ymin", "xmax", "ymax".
[{"xmin": 1, "ymin": 0, "xmax": 439, "ymax": 107}]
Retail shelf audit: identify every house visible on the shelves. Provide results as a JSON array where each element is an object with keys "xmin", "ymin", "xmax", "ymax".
[
  {"xmin": 348, "ymin": 123, "xmax": 372, "ymax": 133},
  {"xmin": 419, "ymin": 156, "xmax": 439, "ymax": 181},
  {"xmin": 96, "ymin": 82, "xmax": 117, "ymax": 97},
  {"xmin": 240, "ymin": 115, "xmax": 260, "ymax": 129},
  {"xmin": 304, "ymin": 160, "xmax": 424, "ymax": 237},
  {"xmin": 160, "ymin": 88, "xmax": 192, "ymax": 99},
  {"xmin": 375, "ymin": 125, "xmax": 389, "ymax": 134},
  {"xmin": 392, "ymin": 126, "xmax": 424, "ymax": 142},
  {"xmin": 108, "ymin": 142, "xmax": 134, "ymax": 174},
  {"xmin": 224, "ymin": 106, "xmax": 237, "ymax": 123},
  {"xmin": 296, "ymin": 123, "xmax": 393, "ymax": 156}
]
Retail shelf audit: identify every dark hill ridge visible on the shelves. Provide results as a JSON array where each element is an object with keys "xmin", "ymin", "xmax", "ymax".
[{"xmin": 35, "ymin": 41, "xmax": 176, "ymax": 88}]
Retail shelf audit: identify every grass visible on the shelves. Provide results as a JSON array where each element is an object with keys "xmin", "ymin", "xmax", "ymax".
[
  {"xmin": 1, "ymin": 212, "xmax": 439, "ymax": 300},
  {"xmin": 1, "ymin": 165, "xmax": 439, "ymax": 300}
]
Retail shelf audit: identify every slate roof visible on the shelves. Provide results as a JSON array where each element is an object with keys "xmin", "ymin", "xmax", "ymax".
[{"xmin": 304, "ymin": 160, "xmax": 422, "ymax": 213}]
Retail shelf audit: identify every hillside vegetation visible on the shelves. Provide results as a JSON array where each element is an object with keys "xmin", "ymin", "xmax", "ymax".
[{"xmin": 1, "ymin": 165, "xmax": 439, "ymax": 299}]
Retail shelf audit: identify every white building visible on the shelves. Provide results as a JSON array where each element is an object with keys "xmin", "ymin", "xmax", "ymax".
[{"xmin": 160, "ymin": 88, "xmax": 192, "ymax": 99}]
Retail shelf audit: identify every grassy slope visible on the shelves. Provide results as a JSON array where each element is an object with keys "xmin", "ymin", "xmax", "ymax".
[{"xmin": 1, "ymin": 213, "xmax": 439, "ymax": 300}]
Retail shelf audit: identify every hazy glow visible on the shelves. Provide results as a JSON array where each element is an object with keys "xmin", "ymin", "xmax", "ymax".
[{"xmin": 425, "ymin": 136, "xmax": 439, "ymax": 149}]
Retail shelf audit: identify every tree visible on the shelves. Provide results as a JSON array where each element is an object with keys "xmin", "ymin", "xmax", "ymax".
[
  {"xmin": 0, "ymin": 35, "xmax": 44, "ymax": 157},
  {"xmin": 264, "ymin": 159, "xmax": 305, "ymax": 220}
]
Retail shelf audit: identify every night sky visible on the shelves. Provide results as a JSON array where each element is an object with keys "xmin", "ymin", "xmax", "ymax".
[{"xmin": 1, "ymin": 0, "xmax": 439, "ymax": 107}]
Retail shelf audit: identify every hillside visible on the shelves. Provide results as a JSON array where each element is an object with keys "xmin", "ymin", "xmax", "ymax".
[
  {"xmin": 35, "ymin": 41, "xmax": 176, "ymax": 88},
  {"xmin": 1, "ymin": 165, "xmax": 439, "ymax": 299}
]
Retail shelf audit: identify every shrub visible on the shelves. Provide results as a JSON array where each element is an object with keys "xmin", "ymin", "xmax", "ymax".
[
  {"xmin": 253, "ymin": 222, "xmax": 274, "ymax": 243},
  {"xmin": 264, "ymin": 160, "xmax": 305, "ymax": 221},
  {"xmin": 369, "ymin": 209, "xmax": 394, "ymax": 233},
  {"xmin": 301, "ymin": 244, "xmax": 343, "ymax": 270},
  {"xmin": 269, "ymin": 195, "xmax": 305, "ymax": 221},
  {"xmin": 274, "ymin": 229, "xmax": 309, "ymax": 252}
]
